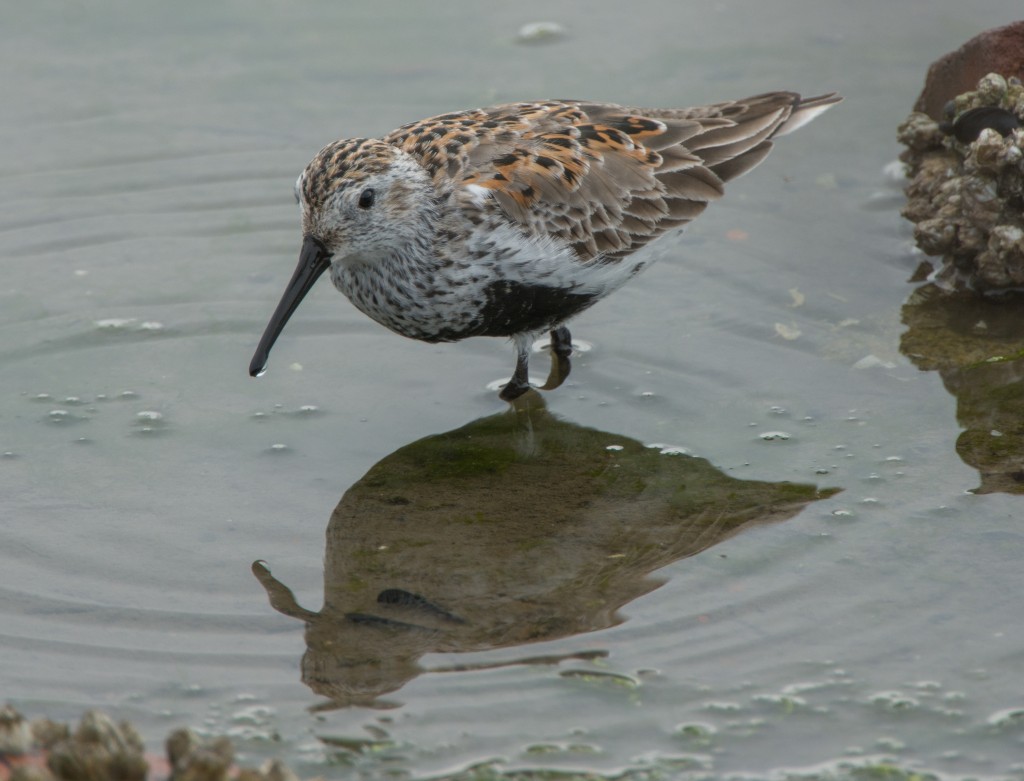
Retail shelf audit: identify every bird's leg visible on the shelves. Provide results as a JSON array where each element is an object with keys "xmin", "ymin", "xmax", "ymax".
[
  {"xmin": 550, "ymin": 325, "xmax": 573, "ymax": 358},
  {"xmin": 499, "ymin": 335, "xmax": 533, "ymax": 401},
  {"xmin": 540, "ymin": 326, "xmax": 572, "ymax": 391}
]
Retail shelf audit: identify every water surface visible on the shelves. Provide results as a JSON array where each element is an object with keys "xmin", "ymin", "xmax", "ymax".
[{"xmin": 3, "ymin": 2, "xmax": 1024, "ymax": 778}]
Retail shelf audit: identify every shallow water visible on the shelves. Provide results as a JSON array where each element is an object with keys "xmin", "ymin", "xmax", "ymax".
[{"xmin": 3, "ymin": 2, "xmax": 1024, "ymax": 778}]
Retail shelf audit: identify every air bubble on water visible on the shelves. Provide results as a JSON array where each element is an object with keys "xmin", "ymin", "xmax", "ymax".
[
  {"xmin": 34, "ymin": 393, "xmax": 53, "ymax": 402},
  {"xmin": 269, "ymin": 443, "xmax": 290, "ymax": 453},
  {"xmin": 875, "ymin": 736, "xmax": 905, "ymax": 752},
  {"xmin": 751, "ymin": 692, "xmax": 810, "ymax": 711},
  {"xmin": 675, "ymin": 721, "xmax": 717, "ymax": 740},
  {"xmin": 987, "ymin": 707, "xmax": 1024, "ymax": 730},
  {"xmin": 136, "ymin": 411, "xmax": 163, "ymax": 422},
  {"xmin": 639, "ymin": 391, "xmax": 655, "ymax": 399},
  {"xmin": 759, "ymin": 431, "xmax": 791, "ymax": 441},
  {"xmin": 868, "ymin": 691, "xmax": 920, "ymax": 712},
  {"xmin": 884, "ymin": 456, "xmax": 904, "ymax": 463},
  {"xmin": 48, "ymin": 409, "xmax": 70, "ymax": 421},
  {"xmin": 814, "ymin": 468, "xmax": 830, "ymax": 475},
  {"xmin": 702, "ymin": 701, "xmax": 743, "ymax": 714},
  {"xmin": 95, "ymin": 318, "xmax": 136, "ymax": 330},
  {"xmin": 646, "ymin": 443, "xmax": 691, "ymax": 456},
  {"xmin": 3, "ymin": 451, "xmax": 16, "ymax": 458},
  {"xmin": 119, "ymin": 391, "xmax": 138, "ymax": 399},
  {"xmin": 831, "ymin": 509, "xmax": 854, "ymax": 518},
  {"xmin": 769, "ymin": 406, "xmax": 787, "ymax": 416},
  {"xmin": 74, "ymin": 437, "xmax": 92, "ymax": 445},
  {"xmin": 139, "ymin": 321, "xmax": 163, "ymax": 331},
  {"xmin": 230, "ymin": 703, "xmax": 276, "ymax": 726},
  {"xmin": 63, "ymin": 396, "xmax": 83, "ymax": 405},
  {"xmin": 853, "ymin": 354, "xmax": 897, "ymax": 370},
  {"xmin": 251, "ymin": 412, "xmax": 267, "ymax": 420},
  {"xmin": 661, "ymin": 447, "xmax": 688, "ymax": 456},
  {"xmin": 298, "ymin": 405, "xmax": 319, "ymax": 414},
  {"xmin": 95, "ymin": 394, "xmax": 108, "ymax": 401},
  {"xmin": 517, "ymin": 21, "xmax": 566, "ymax": 44}
]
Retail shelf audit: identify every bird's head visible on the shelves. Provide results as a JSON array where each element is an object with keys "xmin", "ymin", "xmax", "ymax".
[{"xmin": 249, "ymin": 139, "xmax": 437, "ymax": 377}]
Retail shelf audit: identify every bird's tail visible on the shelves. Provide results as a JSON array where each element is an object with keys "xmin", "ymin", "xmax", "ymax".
[{"xmin": 773, "ymin": 92, "xmax": 843, "ymax": 137}]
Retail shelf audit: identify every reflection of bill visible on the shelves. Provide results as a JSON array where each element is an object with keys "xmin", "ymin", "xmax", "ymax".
[
  {"xmin": 901, "ymin": 284, "xmax": 1024, "ymax": 494},
  {"xmin": 254, "ymin": 396, "xmax": 837, "ymax": 709}
]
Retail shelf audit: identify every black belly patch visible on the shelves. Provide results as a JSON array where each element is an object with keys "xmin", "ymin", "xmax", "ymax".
[{"xmin": 469, "ymin": 280, "xmax": 597, "ymax": 337}]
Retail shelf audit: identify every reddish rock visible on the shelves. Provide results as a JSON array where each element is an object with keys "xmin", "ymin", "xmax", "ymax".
[{"xmin": 914, "ymin": 21, "xmax": 1024, "ymax": 120}]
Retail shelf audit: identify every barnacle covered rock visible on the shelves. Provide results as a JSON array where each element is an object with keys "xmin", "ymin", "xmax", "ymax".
[
  {"xmin": 165, "ymin": 728, "xmax": 305, "ymax": 781},
  {"xmin": 898, "ymin": 72, "xmax": 1024, "ymax": 291},
  {"xmin": 0, "ymin": 705, "xmax": 311, "ymax": 781},
  {"xmin": 0, "ymin": 704, "xmax": 35, "ymax": 756},
  {"xmin": 45, "ymin": 710, "xmax": 148, "ymax": 781},
  {"xmin": 166, "ymin": 729, "xmax": 234, "ymax": 781},
  {"xmin": 912, "ymin": 21, "xmax": 1024, "ymax": 120}
]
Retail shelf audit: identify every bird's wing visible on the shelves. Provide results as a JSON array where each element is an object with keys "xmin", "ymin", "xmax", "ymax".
[{"xmin": 384, "ymin": 93, "xmax": 839, "ymax": 263}]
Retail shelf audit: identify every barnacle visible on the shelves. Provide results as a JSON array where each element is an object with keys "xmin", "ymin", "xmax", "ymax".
[{"xmin": 898, "ymin": 73, "xmax": 1024, "ymax": 291}]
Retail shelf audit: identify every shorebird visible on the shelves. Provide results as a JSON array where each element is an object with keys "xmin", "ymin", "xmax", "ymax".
[{"xmin": 249, "ymin": 91, "xmax": 840, "ymax": 400}]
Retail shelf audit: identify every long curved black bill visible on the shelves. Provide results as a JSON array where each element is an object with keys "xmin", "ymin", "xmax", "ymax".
[{"xmin": 249, "ymin": 235, "xmax": 330, "ymax": 377}]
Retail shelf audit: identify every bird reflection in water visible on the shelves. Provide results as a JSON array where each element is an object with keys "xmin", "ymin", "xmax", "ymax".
[{"xmin": 254, "ymin": 394, "xmax": 837, "ymax": 709}]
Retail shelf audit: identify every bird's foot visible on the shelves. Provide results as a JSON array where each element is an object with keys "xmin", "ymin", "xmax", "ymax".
[
  {"xmin": 499, "ymin": 376, "xmax": 532, "ymax": 401},
  {"xmin": 501, "ymin": 340, "xmax": 533, "ymax": 401},
  {"xmin": 539, "ymin": 326, "xmax": 572, "ymax": 390},
  {"xmin": 500, "ymin": 329, "xmax": 574, "ymax": 400},
  {"xmin": 539, "ymin": 353, "xmax": 571, "ymax": 391}
]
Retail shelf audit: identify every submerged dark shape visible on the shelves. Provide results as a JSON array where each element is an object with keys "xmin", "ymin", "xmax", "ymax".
[
  {"xmin": 942, "ymin": 105, "xmax": 1021, "ymax": 143},
  {"xmin": 253, "ymin": 395, "xmax": 837, "ymax": 709}
]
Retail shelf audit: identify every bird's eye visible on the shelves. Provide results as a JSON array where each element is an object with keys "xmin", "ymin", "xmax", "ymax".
[{"xmin": 358, "ymin": 188, "xmax": 375, "ymax": 209}]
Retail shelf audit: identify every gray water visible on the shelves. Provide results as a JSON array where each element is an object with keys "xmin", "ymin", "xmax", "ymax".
[{"xmin": 3, "ymin": 2, "xmax": 1024, "ymax": 778}]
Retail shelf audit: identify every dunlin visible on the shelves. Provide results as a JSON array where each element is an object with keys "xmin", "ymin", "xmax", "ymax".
[{"xmin": 249, "ymin": 91, "xmax": 840, "ymax": 400}]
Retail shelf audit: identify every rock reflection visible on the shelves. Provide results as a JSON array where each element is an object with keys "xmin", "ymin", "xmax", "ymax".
[
  {"xmin": 254, "ymin": 395, "xmax": 836, "ymax": 709},
  {"xmin": 901, "ymin": 284, "xmax": 1024, "ymax": 493}
]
